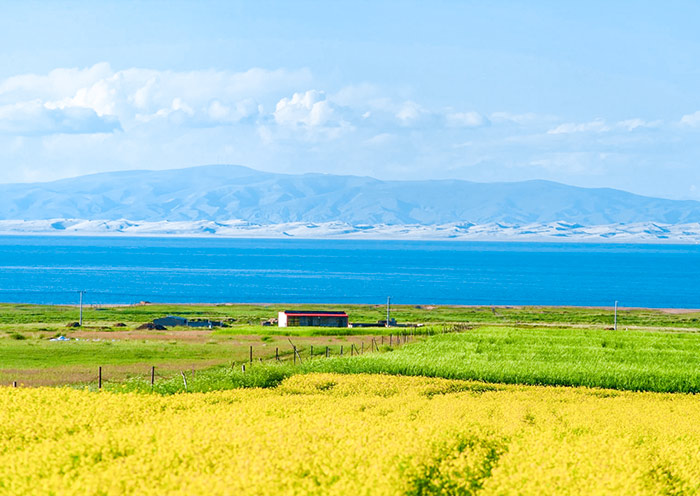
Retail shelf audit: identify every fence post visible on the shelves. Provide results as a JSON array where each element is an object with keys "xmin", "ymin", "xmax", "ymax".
[
  {"xmin": 180, "ymin": 371, "xmax": 188, "ymax": 391},
  {"xmin": 151, "ymin": 366, "xmax": 155, "ymax": 389},
  {"xmin": 310, "ymin": 345, "xmax": 314, "ymax": 358},
  {"xmin": 241, "ymin": 364, "xmax": 246, "ymax": 373},
  {"xmin": 390, "ymin": 334, "xmax": 393, "ymax": 346},
  {"xmin": 340, "ymin": 345, "xmax": 344, "ymax": 356},
  {"xmin": 325, "ymin": 346, "xmax": 329, "ymax": 358},
  {"xmin": 12, "ymin": 381, "xmax": 17, "ymax": 388},
  {"xmin": 361, "ymin": 342, "xmax": 364, "ymax": 354},
  {"xmin": 276, "ymin": 347, "xmax": 279, "ymax": 361},
  {"xmin": 98, "ymin": 366, "xmax": 102, "ymax": 389},
  {"xmin": 249, "ymin": 345, "xmax": 253, "ymax": 364}
]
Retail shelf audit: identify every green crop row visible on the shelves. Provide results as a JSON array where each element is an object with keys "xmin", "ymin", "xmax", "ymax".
[{"xmin": 111, "ymin": 325, "xmax": 700, "ymax": 395}]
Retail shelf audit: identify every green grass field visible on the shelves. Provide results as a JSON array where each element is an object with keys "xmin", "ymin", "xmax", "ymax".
[
  {"xmin": 0, "ymin": 339, "xmax": 242, "ymax": 369},
  {"xmin": 2, "ymin": 303, "xmax": 700, "ymax": 392},
  {"xmin": 310, "ymin": 327, "xmax": 700, "ymax": 393},
  {"xmin": 111, "ymin": 325, "xmax": 700, "ymax": 394},
  {"xmin": 0, "ymin": 329, "xmax": 375, "ymax": 387},
  {"xmin": 2, "ymin": 302, "xmax": 700, "ymax": 332}
]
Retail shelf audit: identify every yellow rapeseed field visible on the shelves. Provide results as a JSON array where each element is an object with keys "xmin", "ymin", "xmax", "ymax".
[{"xmin": 1, "ymin": 373, "xmax": 699, "ymax": 495}]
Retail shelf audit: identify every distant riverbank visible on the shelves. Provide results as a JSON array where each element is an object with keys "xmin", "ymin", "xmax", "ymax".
[{"xmin": 0, "ymin": 219, "xmax": 699, "ymax": 243}]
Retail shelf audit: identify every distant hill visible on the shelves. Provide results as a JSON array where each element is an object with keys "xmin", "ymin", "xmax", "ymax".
[{"xmin": 1, "ymin": 164, "xmax": 700, "ymax": 225}]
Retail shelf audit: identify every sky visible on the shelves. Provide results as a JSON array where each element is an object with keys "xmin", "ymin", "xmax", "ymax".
[{"xmin": 1, "ymin": 0, "xmax": 700, "ymax": 200}]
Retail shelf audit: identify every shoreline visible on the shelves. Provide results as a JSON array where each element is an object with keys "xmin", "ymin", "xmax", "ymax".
[
  {"xmin": 0, "ymin": 231, "xmax": 697, "ymax": 245},
  {"xmin": 26, "ymin": 302, "xmax": 700, "ymax": 313},
  {"xmin": 0, "ymin": 219, "xmax": 699, "ymax": 245}
]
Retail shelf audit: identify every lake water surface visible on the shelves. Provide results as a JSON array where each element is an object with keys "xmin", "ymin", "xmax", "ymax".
[{"xmin": 0, "ymin": 236, "xmax": 698, "ymax": 308}]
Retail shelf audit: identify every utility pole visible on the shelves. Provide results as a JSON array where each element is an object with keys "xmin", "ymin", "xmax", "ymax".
[
  {"xmin": 614, "ymin": 300, "xmax": 618, "ymax": 331},
  {"xmin": 78, "ymin": 291, "xmax": 85, "ymax": 327},
  {"xmin": 386, "ymin": 296, "xmax": 391, "ymax": 328}
]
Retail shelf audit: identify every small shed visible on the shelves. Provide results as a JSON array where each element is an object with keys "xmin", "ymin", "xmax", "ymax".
[
  {"xmin": 153, "ymin": 316, "xmax": 189, "ymax": 327},
  {"xmin": 278, "ymin": 310, "xmax": 349, "ymax": 328}
]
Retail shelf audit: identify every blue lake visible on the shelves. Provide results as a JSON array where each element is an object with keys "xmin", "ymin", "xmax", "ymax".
[{"xmin": 0, "ymin": 236, "xmax": 698, "ymax": 308}]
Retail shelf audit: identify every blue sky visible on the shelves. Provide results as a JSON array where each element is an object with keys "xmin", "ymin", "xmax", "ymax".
[{"xmin": 1, "ymin": 1, "xmax": 700, "ymax": 200}]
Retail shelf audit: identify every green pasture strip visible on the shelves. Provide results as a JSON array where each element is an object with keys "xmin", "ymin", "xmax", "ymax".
[
  {"xmin": 116, "ymin": 325, "xmax": 700, "ymax": 394},
  {"xmin": 1, "ymin": 303, "xmax": 700, "ymax": 329},
  {"xmin": 0, "ymin": 339, "xmax": 246, "ymax": 369},
  {"xmin": 309, "ymin": 327, "xmax": 700, "ymax": 393},
  {"xmin": 0, "ymin": 303, "xmax": 398, "ymax": 325},
  {"xmin": 211, "ymin": 324, "xmax": 427, "ymax": 337},
  {"xmin": 107, "ymin": 362, "xmax": 298, "ymax": 393}
]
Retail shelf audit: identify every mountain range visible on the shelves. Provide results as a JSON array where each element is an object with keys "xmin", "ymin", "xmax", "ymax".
[{"xmin": 1, "ymin": 164, "xmax": 700, "ymax": 226}]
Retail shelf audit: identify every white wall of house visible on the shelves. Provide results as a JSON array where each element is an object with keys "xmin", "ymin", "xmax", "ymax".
[{"xmin": 278, "ymin": 311, "xmax": 288, "ymax": 327}]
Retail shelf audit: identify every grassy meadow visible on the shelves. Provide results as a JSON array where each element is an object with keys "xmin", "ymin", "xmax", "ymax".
[
  {"xmin": 2, "ymin": 302, "xmax": 700, "ymax": 332},
  {"xmin": 0, "ymin": 334, "xmax": 374, "ymax": 387},
  {"xmin": 108, "ymin": 325, "xmax": 700, "ymax": 394},
  {"xmin": 1, "ymin": 302, "xmax": 700, "ymax": 389},
  {"xmin": 308, "ymin": 327, "xmax": 700, "ymax": 392}
]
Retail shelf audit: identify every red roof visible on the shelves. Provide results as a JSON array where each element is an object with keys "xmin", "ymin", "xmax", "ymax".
[{"xmin": 282, "ymin": 312, "xmax": 348, "ymax": 317}]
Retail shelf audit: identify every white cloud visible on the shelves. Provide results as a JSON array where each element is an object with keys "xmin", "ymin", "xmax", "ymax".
[
  {"xmin": 616, "ymin": 118, "xmax": 661, "ymax": 131},
  {"xmin": 446, "ymin": 111, "xmax": 487, "ymax": 128},
  {"xmin": 330, "ymin": 83, "xmax": 381, "ymax": 107},
  {"xmin": 47, "ymin": 79, "xmax": 120, "ymax": 117},
  {"xmin": 548, "ymin": 117, "xmax": 663, "ymax": 135},
  {"xmin": 0, "ymin": 63, "xmax": 313, "ymax": 132},
  {"xmin": 395, "ymin": 101, "xmax": 426, "ymax": 125},
  {"xmin": 0, "ymin": 100, "xmax": 119, "ymax": 135},
  {"xmin": 547, "ymin": 119, "xmax": 609, "ymax": 134},
  {"xmin": 547, "ymin": 118, "xmax": 663, "ymax": 134},
  {"xmin": 0, "ymin": 63, "xmax": 114, "ymax": 103},
  {"xmin": 274, "ymin": 90, "xmax": 336, "ymax": 127},
  {"xmin": 490, "ymin": 112, "xmax": 544, "ymax": 124},
  {"xmin": 364, "ymin": 133, "xmax": 395, "ymax": 146},
  {"xmin": 206, "ymin": 99, "xmax": 259, "ymax": 124},
  {"xmin": 269, "ymin": 90, "xmax": 355, "ymax": 141},
  {"xmin": 0, "ymin": 63, "xmax": 571, "ymax": 140},
  {"xmin": 0, "ymin": 63, "xmax": 692, "ymax": 197},
  {"xmin": 680, "ymin": 111, "xmax": 700, "ymax": 127}
]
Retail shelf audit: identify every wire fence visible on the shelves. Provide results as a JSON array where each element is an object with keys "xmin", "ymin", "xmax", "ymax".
[{"xmin": 6, "ymin": 324, "xmax": 471, "ymax": 390}]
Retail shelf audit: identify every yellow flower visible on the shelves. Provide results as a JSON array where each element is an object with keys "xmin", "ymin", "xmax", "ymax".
[{"xmin": 0, "ymin": 374, "xmax": 698, "ymax": 495}]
